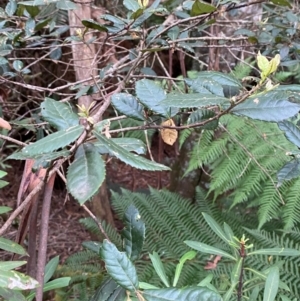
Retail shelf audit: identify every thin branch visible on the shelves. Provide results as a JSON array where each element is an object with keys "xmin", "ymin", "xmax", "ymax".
[{"xmin": 0, "ymin": 134, "xmax": 27, "ymax": 146}]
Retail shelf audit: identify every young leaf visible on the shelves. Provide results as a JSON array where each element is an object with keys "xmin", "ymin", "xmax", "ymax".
[
  {"xmin": 202, "ymin": 213, "xmax": 229, "ymax": 244},
  {"xmin": 161, "ymin": 93, "xmax": 229, "ymax": 108},
  {"xmin": 184, "ymin": 241, "xmax": 236, "ymax": 261},
  {"xmin": 101, "ymin": 240, "xmax": 138, "ymax": 292},
  {"xmin": 93, "ymin": 131, "xmax": 170, "ymax": 171},
  {"xmin": 41, "ymin": 98, "xmax": 79, "ymax": 130},
  {"xmin": 149, "ymin": 252, "xmax": 170, "ymax": 287},
  {"xmin": 122, "ymin": 205, "xmax": 145, "ymax": 261},
  {"xmin": 277, "ymin": 160, "xmax": 300, "ymax": 186},
  {"xmin": 21, "ymin": 125, "xmax": 84, "ymax": 157},
  {"xmin": 143, "ymin": 287, "xmax": 222, "ymax": 301},
  {"xmin": 173, "ymin": 250, "xmax": 197, "ymax": 287},
  {"xmin": 248, "ymin": 248, "xmax": 300, "ymax": 256},
  {"xmin": 232, "ymin": 91, "xmax": 300, "ymax": 122},
  {"xmin": 0, "ymin": 237, "xmax": 27, "ymax": 255},
  {"xmin": 111, "ymin": 93, "xmax": 145, "ymax": 121},
  {"xmin": 278, "ymin": 120, "xmax": 300, "ymax": 148},
  {"xmin": 263, "ymin": 266, "xmax": 279, "ymax": 301},
  {"xmin": 67, "ymin": 143, "xmax": 105, "ymax": 205}
]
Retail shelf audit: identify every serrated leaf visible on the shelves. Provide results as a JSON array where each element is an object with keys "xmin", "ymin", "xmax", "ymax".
[
  {"xmin": 122, "ymin": 205, "xmax": 145, "ymax": 261},
  {"xmin": 191, "ymin": 0, "xmax": 216, "ymax": 16},
  {"xmin": 248, "ymin": 248, "xmax": 300, "ymax": 256},
  {"xmin": 278, "ymin": 120, "xmax": 300, "ymax": 148},
  {"xmin": 0, "ymin": 270, "xmax": 38, "ymax": 290},
  {"xmin": 232, "ymin": 91, "xmax": 300, "ymax": 122},
  {"xmin": 143, "ymin": 287, "xmax": 222, "ymax": 301},
  {"xmin": 94, "ymin": 138, "xmax": 146, "ymax": 155},
  {"xmin": 82, "ymin": 19, "xmax": 108, "ymax": 32},
  {"xmin": 149, "ymin": 252, "xmax": 170, "ymax": 287},
  {"xmin": 111, "ymin": 93, "xmax": 145, "ymax": 121},
  {"xmin": 21, "ymin": 125, "xmax": 84, "ymax": 157},
  {"xmin": 5, "ymin": 0, "xmax": 17, "ymax": 16},
  {"xmin": 187, "ymin": 109, "xmax": 218, "ymax": 130},
  {"xmin": 101, "ymin": 240, "xmax": 138, "ymax": 291},
  {"xmin": 161, "ymin": 93, "xmax": 228, "ymax": 108},
  {"xmin": 185, "ymin": 241, "xmax": 236, "ymax": 261},
  {"xmin": 0, "ymin": 237, "xmax": 27, "ymax": 255},
  {"xmin": 263, "ymin": 266, "xmax": 279, "ymax": 301},
  {"xmin": 93, "ymin": 132, "xmax": 170, "ymax": 171},
  {"xmin": 277, "ymin": 160, "xmax": 300, "ymax": 186},
  {"xmin": 136, "ymin": 79, "xmax": 177, "ymax": 116},
  {"xmin": 90, "ymin": 278, "xmax": 126, "ymax": 301},
  {"xmin": 0, "ymin": 261, "xmax": 26, "ymax": 271},
  {"xmin": 202, "ymin": 213, "xmax": 229, "ymax": 244},
  {"xmin": 56, "ymin": 0, "xmax": 77, "ymax": 10},
  {"xmin": 67, "ymin": 143, "xmax": 105, "ymax": 205}
]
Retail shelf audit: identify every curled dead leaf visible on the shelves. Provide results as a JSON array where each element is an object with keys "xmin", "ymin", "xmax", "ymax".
[
  {"xmin": 0, "ymin": 117, "xmax": 11, "ymax": 130},
  {"xmin": 161, "ymin": 119, "xmax": 178, "ymax": 146}
]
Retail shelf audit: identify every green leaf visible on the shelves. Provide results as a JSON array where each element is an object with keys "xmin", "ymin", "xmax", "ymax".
[
  {"xmin": 12, "ymin": 60, "xmax": 23, "ymax": 72},
  {"xmin": 41, "ymin": 97, "xmax": 79, "ymax": 130},
  {"xmin": 0, "ymin": 287, "xmax": 26, "ymax": 301},
  {"xmin": 124, "ymin": 0, "xmax": 140, "ymax": 11},
  {"xmin": 202, "ymin": 213, "xmax": 229, "ymax": 244},
  {"xmin": 187, "ymin": 109, "xmax": 218, "ymax": 130},
  {"xmin": 184, "ymin": 241, "xmax": 236, "ymax": 261},
  {"xmin": 82, "ymin": 241, "xmax": 102, "ymax": 254},
  {"xmin": 0, "ymin": 270, "xmax": 38, "ymax": 290},
  {"xmin": 0, "ymin": 206, "xmax": 11, "ymax": 215},
  {"xmin": 161, "ymin": 93, "xmax": 228, "ymax": 108},
  {"xmin": 143, "ymin": 287, "xmax": 222, "ymax": 301},
  {"xmin": 56, "ymin": 0, "xmax": 78, "ymax": 10},
  {"xmin": 25, "ymin": 5, "xmax": 39, "ymax": 17},
  {"xmin": 21, "ymin": 125, "xmax": 84, "ymax": 156},
  {"xmin": 278, "ymin": 120, "xmax": 300, "ymax": 148},
  {"xmin": 248, "ymin": 248, "xmax": 300, "ymax": 256},
  {"xmin": 173, "ymin": 250, "xmax": 197, "ymax": 287},
  {"xmin": 186, "ymin": 78, "xmax": 224, "ymax": 96},
  {"xmin": 122, "ymin": 205, "xmax": 145, "ymax": 261},
  {"xmin": 111, "ymin": 93, "xmax": 145, "ymax": 121},
  {"xmin": 191, "ymin": 0, "xmax": 216, "ymax": 16},
  {"xmin": 270, "ymin": 0, "xmax": 292, "ymax": 7},
  {"xmin": 93, "ymin": 132, "xmax": 170, "ymax": 171},
  {"xmin": 94, "ymin": 138, "xmax": 146, "ymax": 155},
  {"xmin": 135, "ymin": 79, "xmax": 177, "ymax": 117},
  {"xmin": 230, "ymin": 257, "xmax": 243, "ymax": 284},
  {"xmin": 263, "ymin": 266, "xmax": 279, "ymax": 301},
  {"xmin": 82, "ymin": 19, "xmax": 108, "ymax": 32},
  {"xmin": 44, "ymin": 256, "xmax": 59, "ymax": 284},
  {"xmin": 101, "ymin": 240, "xmax": 138, "ymax": 291},
  {"xmin": 25, "ymin": 18, "xmax": 35, "ymax": 36},
  {"xmin": 149, "ymin": 252, "xmax": 170, "ymax": 287},
  {"xmin": 5, "ymin": 0, "xmax": 17, "ymax": 16},
  {"xmin": 0, "ymin": 261, "xmax": 26, "ymax": 271},
  {"xmin": 277, "ymin": 160, "xmax": 300, "ymax": 186},
  {"xmin": 232, "ymin": 91, "xmax": 300, "ymax": 122},
  {"xmin": 90, "ymin": 278, "xmax": 126, "ymax": 301},
  {"xmin": 67, "ymin": 143, "xmax": 105, "ymax": 205},
  {"xmin": 0, "ymin": 237, "xmax": 27, "ymax": 255}
]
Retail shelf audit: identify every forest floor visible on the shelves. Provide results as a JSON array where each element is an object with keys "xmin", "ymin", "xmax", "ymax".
[{"xmin": 0, "ymin": 135, "xmax": 173, "ymax": 263}]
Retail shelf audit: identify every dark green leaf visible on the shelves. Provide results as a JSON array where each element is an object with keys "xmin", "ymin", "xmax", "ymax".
[
  {"xmin": 232, "ymin": 91, "xmax": 300, "ymax": 122},
  {"xmin": 143, "ymin": 287, "xmax": 222, "ymax": 301},
  {"xmin": 187, "ymin": 109, "xmax": 218, "ymax": 130},
  {"xmin": 185, "ymin": 78, "xmax": 224, "ymax": 96},
  {"xmin": 0, "ymin": 270, "xmax": 38, "ymax": 290},
  {"xmin": 0, "ymin": 237, "xmax": 27, "ymax": 255},
  {"xmin": 270, "ymin": 0, "xmax": 292, "ymax": 7},
  {"xmin": 161, "ymin": 93, "xmax": 228, "ymax": 108},
  {"xmin": 25, "ymin": 5, "xmax": 39, "ymax": 17},
  {"xmin": 90, "ymin": 279, "xmax": 126, "ymax": 301},
  {"xmin": 5, "ymin": 0, "xmax": 17, "ymax": 16},
  {"xmin": 56, "ymin": 0, "xmax": 78, "ymax": 10},
  {"xmin": 122, "ymin": 205, "xmax": 145, "ymax": 261},
  {"xmin": 94, "ymin": 137, "xmax": 146, "ymax": 155},
  {"xmin": 21, "ymin": 125, "xmax": 84, "ymax": 156},
  {"xmin": 82, "ymin": 19, "xmax": 108, "ymax": 32},
  {"xmin": 278, "ymin": 120, "xmax": 300, "ymax": 148},
  {"xmin": 93, "ymin": 132, "xmax": 170, "ymax": 171},
  {"xmin": 277, "ymin": 160, "xmax": 300, "ymax": 186},
  {"xmin": 67, "ymin": 143, "xmax": 105, "ymax": 205},
  {"xmin": 191, "ymin": 0, "xmax": 216, "ymax": 16},
  {"xmin": 101, "ymin": 240, "xmax": 138, "ymax": 291},
  {"xmin": 82, "ymin": 241, "xmax": 102, "ymax": 254},
  {"xmin": 248, "ymin": 248, "xmax": 300, "ymax": 256},
  {"xmin": 111, "ymin": 93, "xmax": 145, "ymax": 121},
  {"xmin": 263, "ymin": 266, "xmax": 279, "ymax": 301},
  {"xmin": 0, "ymin": 287, "xmax": 26, "ymax": 301},
  {"xmin": 184, "ymin": 241, "xmax": 236, "ymax": 260}
]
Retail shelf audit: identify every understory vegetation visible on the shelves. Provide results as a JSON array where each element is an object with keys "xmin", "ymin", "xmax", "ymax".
[{"xmin": 1, "ymin": 0, "xmax": 300, "ymax": 300}]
